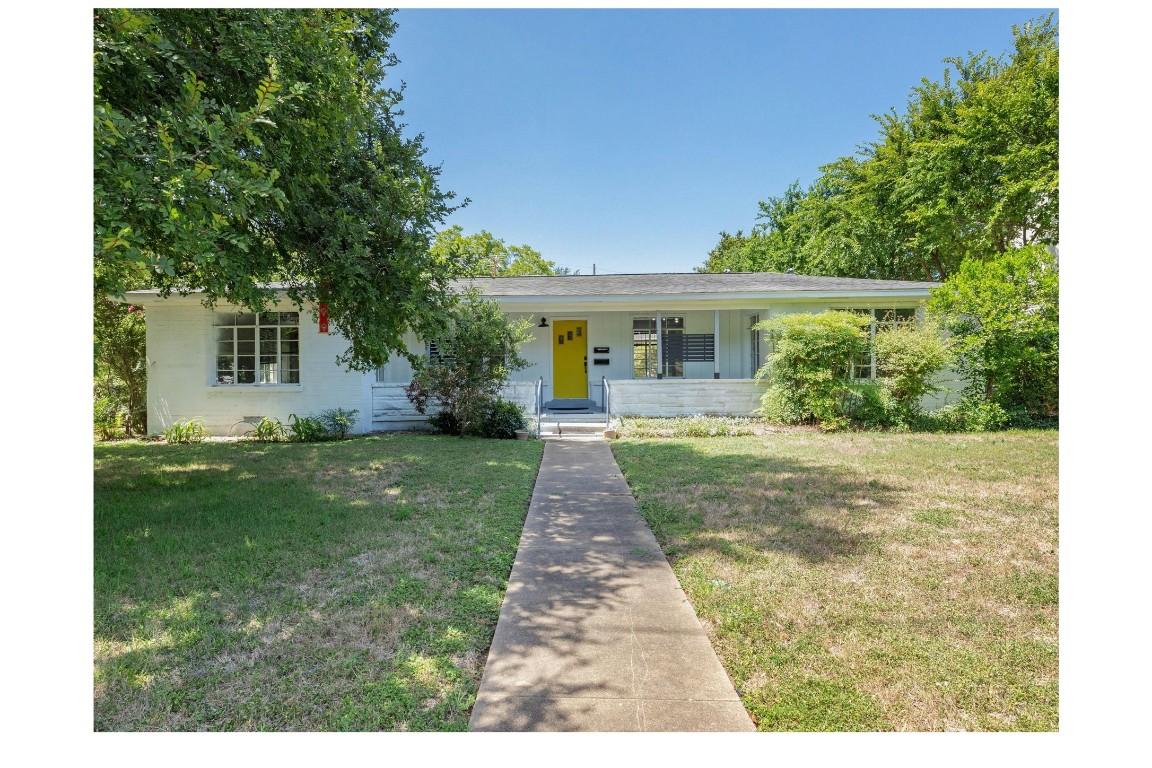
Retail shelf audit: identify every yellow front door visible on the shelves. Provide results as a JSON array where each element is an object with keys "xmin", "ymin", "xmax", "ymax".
[{"xmin": 552, "ymin": 320, "xmax": 588, "ymax": 399}]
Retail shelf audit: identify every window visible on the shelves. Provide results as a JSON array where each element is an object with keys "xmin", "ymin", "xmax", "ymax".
[
  {"xmin": 632, "ymin": 316, "xmax": 684, "ymax": 378},
  {"xmin": 839, "ymin": 308, "xmax": 916, "ymax": 379},
  {"xmin": 426, "ymin": 339, "xmax": 456, "ymax": 367},
  {"xmin": 215, "ymin": 312, "xmax": 299, "ymax": 385}
]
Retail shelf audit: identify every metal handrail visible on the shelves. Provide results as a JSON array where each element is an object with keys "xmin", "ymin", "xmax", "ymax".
[
  {"xmin": 602, "ymin": 376, "xmax": 611, "ymax": 431},
  {"xmin": 536, "ymin": 376, "xmax": 544, "ymax": 436}
]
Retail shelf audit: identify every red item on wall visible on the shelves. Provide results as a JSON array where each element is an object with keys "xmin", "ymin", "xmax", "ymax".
[{"xmin": 319, "ymin": 304, "xmax": 329, "ymax": 334}]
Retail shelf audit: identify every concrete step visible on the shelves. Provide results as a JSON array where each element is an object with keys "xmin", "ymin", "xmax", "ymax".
[{"xmin": 539, "ymin": 420, "xmax": 611, "ymax": 438}]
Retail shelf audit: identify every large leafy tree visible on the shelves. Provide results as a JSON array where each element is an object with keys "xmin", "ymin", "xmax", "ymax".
[
  {"xmin": 429, "ymin": 225, "xmax": 570, "ymax": 277},
  {"xmin": 700, "ymin": 14, "xmax": 1058, "ymax": 281},
  {"xmin": 94, "ymin": 8, "xmax": 461, "ymax": 370},
  {"xmin": 927, "ymin": 245, "xmax": 1058, "ymax": 417}
]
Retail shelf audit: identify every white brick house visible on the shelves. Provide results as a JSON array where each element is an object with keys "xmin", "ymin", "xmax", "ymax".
[{"xmin": 128, "ymin": 272, "xmax": 956, "ymax": 435}]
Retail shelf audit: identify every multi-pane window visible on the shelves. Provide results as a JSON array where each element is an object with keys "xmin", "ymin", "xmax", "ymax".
[
  {"xmin": 632, "ymin": 316, "xmax": 684, "ymax": 378},
  {"xmin": 215, "ymin": 312, "xmax": 300, "ymax": 384},
  {"xmin": 841, "ymin": 308, "xmax": 916, "ymax": 379}
]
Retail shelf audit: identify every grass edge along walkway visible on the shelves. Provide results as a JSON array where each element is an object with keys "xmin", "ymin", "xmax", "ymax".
[{"xmin": 470, "ymin": 438, "xmax": 754, "ymax": 731}]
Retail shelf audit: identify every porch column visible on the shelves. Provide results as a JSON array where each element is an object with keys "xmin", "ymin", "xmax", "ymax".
[
  {"xmin": 714, "ymin": 310, "xmax": 721, "ymax": 379},
  {"xmin": 655, "ymin": 309, "xmax": 663, "ymax": 379}
]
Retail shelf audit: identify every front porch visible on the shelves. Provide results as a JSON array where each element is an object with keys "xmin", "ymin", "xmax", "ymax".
[{"xmin": 369, "ymin": 377, "xmax": 766, "ymax": 432}]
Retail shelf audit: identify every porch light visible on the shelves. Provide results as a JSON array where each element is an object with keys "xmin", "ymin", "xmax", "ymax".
[{"xmin": 538, "ymin": 317, "xmax": 549, "ymax": 328}]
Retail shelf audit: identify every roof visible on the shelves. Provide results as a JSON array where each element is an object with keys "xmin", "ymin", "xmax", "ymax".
[
  {"xmin": 124, "ymin": 271, "xmax": 939, "ymax": 305},
  {"xmin": 456, "ymin": 272, "xmax": 939, "ymax": 297}
]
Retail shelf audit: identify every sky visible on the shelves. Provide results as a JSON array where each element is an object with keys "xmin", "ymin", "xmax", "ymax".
[{"xmin": 387, "ymin": 7, "xmax": 1056, "ymax": 275}]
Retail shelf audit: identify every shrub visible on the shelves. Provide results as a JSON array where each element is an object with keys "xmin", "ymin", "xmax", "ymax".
[
  {"xmin": 164, "ymin": 419, "xmax": 207, "ymax": 444},
  {"xmin": 756, "ymin": 311, "xmax": 870, "ymax": 430},
  {"xmin": 928, "ymin": 245, "xmax": 1058, "ymax": 418},
  {"xmin": 475, "ymin": 398, "xmax": 526, "ymax": 439},
  {"xmin": 838, "ymin": 382, "xmax": 895, "ymax": 429},
  {"xmin": 406, "ymin": 290, "xmax": 533, "ymax": 437},
  {"xmin": 251, "ymin": 417, "xmax": 286, "ymax": 442},
  {"xmin": 287, "ymin": 413, "xmax": 327, "ymax": 442},
  {"xmin": 918, "ymin": 397, "xmax": 1010, "ymax": 433},
  {"xmin": 318, "ymin": 408, "xmax": 359, "ymax": 439},
  {"xmin": 94, "ymin": 396, "xmax": 125, "ymax": 441},
  {"xmin": 428, "ymin": 399, "xmax": 524, "ymax": 439},
  {"xmin": 872, "ymin": 321, "xmax": 953, "ymax": 422}
]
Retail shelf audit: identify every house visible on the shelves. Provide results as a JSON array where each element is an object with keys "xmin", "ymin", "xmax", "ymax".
[{"xmin": 128, "ymin": 271, "xmax": 958, "ymax": 436}]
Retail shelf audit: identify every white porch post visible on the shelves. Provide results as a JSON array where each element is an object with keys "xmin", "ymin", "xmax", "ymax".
[
  {"xmin": 655, "ymin": 309, "xmax": 663, "ymax": 378},
  {"xmin": 714, "ymin": 309, "xmax": 721, "ymax": 379}
]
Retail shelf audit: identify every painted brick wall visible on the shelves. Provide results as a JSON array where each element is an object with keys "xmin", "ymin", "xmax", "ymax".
[
  {"xmin": 608, "ymin": 380, "xmax": 766, "ymax": 417},
  {"xmin": 146, "ymin": 300, "xmax": 373, "ymax": 436}
]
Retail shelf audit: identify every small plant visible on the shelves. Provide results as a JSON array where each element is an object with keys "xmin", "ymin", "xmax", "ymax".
[
  {"xmin": 252, "ymin": 416, "xmax": 286, "ymax": 442},
  {"xmin": 318, "ymin": 408, "xmax": 359, "ymax": 440},
  {"xmin": 164, "ymin": 418, "xmax": 207, "ymax": 444},
  {"xmin": 287, "ymin": 413, "xmax": 327, "ymax": 442}
]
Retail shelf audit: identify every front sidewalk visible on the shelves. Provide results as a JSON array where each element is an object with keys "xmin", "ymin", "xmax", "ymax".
[{"xmin": 469, "ymin": 439, "xmax": 754, "ymax": 731}]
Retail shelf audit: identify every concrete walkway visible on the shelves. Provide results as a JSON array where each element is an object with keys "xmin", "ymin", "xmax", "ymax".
[{"xmin": 469, "ymin": 439, "xmax": 754, "ymax": 732}]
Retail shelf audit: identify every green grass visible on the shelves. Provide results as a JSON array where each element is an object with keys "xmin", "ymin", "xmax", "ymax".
[
  {"xmin": 611, "ymin": 429, "xmax": 1058, "ymax": 732},
  {"xmin": 94, "ymin": 434, "xmax": 544, "ymax": 731}
]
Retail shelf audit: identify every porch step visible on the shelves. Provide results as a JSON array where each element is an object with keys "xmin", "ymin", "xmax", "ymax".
[{"xmin": 543, "ymin": 398, "xmax": 599, "ymax": 411}]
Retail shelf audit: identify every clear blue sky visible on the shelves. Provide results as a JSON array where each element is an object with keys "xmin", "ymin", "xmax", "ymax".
[{"xmin": 388, "ymin": 7, "xmax": 1056, "ymax": 275}]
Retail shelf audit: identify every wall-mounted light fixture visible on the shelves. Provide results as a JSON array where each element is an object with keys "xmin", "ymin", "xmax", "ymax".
[{"xmin": 538, "ymin": 317, "xmax": 549, "ymax": 328}]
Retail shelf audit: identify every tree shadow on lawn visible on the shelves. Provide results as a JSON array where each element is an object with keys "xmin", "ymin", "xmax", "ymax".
[
  {"xmin": 93, "ymin": 438, "xmax": 540, "ymax": 730},
  {"xmin": 611, "ymin": 440, "xmax": 904, "ymax": 565}
]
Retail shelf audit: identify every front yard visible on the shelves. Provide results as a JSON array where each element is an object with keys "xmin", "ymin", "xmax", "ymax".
[
  {"xmin": 612, "ymin": 429, "xmax": 1058, "ymax": 731},
  {"xmin": 94, "ymin": 435, "xmax": 543, "ymax": 731}
]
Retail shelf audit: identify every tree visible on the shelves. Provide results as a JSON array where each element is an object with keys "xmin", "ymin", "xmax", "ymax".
[
  {"xmin": 430, "ymin": 225, "xmax": 564, "ymax": 277},
  {"xmin": 927, "ymin": 245, "xmax": 1058, "ymax": 418},
  {"xmin": 699, "ymin": 14, "xmax": 1058, "ymax": 282},
  {"xmin": 94, "ymin": 8, "xmax": 462, "ymax": 371},
  {"xmin": 94, "ymin": 300, "xmax": 147, "ymax": 437},
  {"xmin": 405, "ymin": 292, "xmax": 534, "ymax": 437}
]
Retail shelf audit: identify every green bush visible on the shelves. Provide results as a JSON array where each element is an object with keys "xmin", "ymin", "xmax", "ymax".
[
  {"xmin": 475, "ymin": 398, "xmax": 526, "ymax": 439},
  {"xmin": 406, "ymin": 290, "xmax": 533, "ymax": 437},
  {"xmin": 251, "ymin": 417, "xmax": 286, "ymax": 442},
  {"xmin": 287, "ymin": 413, "xmax": 327, "ymax": 442},
  {"xmin": 429, "ymin": 399, "xmax": 524, "ymax": 439},
  {"xmin": 164, "ymin": 419, "xmax": 208, "ymax": 444},
  {"xmin": 94, "ymin": 396, "xmax": 126, "ymax": 441},
  {"xmin": 918, "ymin": 397, "xmax": 1010, "ymax": 433},
  {"xmin": 838, "ymin": 382, "xmax": 895, "ymax": 429},
  {"xmin": 872, "ymin": 320, "xmax": 953, "ymax": 422},
  {"xmin": 318, "ymin": 408, "xmax": 359, "ymax": 440},
  {"xmin": 756, "ymin": 311, "xmax": 870, "ymax": 430},
  {"xmin": 928, "ymin": 245, "xmax": 1058, "ymax": 418}
]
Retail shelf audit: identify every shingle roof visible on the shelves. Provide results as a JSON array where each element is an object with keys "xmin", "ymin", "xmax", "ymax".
[
  {"xmin": 455, "ymin": 272, "xmax": 938, "ymax": 297},
  {"xmin": 125, "ymin": 271, "xmax": 939, "ymax": 301}
]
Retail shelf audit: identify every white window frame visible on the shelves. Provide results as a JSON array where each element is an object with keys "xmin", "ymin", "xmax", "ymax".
[
  {"xmin": 631, "ymin": 315, "xmax": 685, "ymax": 379},
  {"xmin": 214, "ymin": 311, "xmax": 300, "ymax": 385},
  {"xmin": 838, "ymin": 307, "xmax": 917, "ymax": 380}
]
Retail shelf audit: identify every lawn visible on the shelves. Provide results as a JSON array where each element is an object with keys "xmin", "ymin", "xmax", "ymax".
[
  {"xmin": 611, "ymin": 428, "xmax": 1058, "ymax": 731},
  {"xmin": 94, "ymin": 434, "xmax": 543, "ymax": 731}
]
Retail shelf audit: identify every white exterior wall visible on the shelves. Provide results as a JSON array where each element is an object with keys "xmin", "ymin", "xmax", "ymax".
[
  {"xmin": 609, "ymin": 380, "xmax": 765, "ymax": 417},
  {"xmin": 142, "ymin": 291, "xmax": 954, "ymax": 434},
  {"xmin": 146, "ymin": 300, "xmax": 373, "ymax": 436},
  {"xmin": 500, "ymin": 308, "xmax": 764, "ymax": 405}
]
